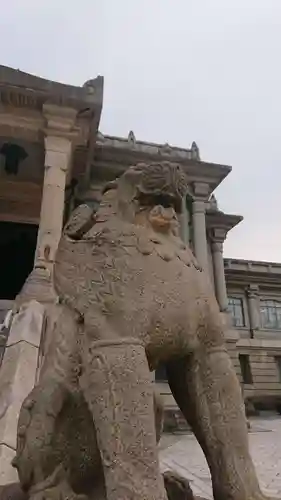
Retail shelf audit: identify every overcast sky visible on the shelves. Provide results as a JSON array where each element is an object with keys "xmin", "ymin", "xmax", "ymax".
[{"xmin": 1, "ymin": 0, "xmax": 280, "ymax": 261}]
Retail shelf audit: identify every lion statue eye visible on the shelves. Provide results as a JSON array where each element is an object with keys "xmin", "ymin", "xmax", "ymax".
[
  {"xmin": 137, "ymin": 193, "xmax": 180, "ymax": 213},
  {"xmin": 153, "ymin": 195, "xmax": 176, "ymax": 210}
]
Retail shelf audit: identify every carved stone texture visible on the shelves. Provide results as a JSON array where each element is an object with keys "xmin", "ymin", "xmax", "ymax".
[
  {"xmin": 0, "ymin": 473, "xmax": 199, "ymax": 500},
  {"xmin": 0, "ymin": 483, "xmax": 27, "ymax": 500},
  {"xmin": 14, "ymin": 161, "xmax": 270, "ymax": 500},
  {"xmin": 163, "ymin": 471, "xmax": 195, "ymax": 500}
]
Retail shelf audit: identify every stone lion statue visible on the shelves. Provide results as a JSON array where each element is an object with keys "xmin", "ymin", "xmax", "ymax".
[{"xmin": 13, "ymin": 161, "xmax": 267, "ymax": 500}]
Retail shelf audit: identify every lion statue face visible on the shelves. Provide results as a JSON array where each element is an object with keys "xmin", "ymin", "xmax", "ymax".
[{"xmin": 103, "ymin": 161, "xmax": 189, "ymax": 237}]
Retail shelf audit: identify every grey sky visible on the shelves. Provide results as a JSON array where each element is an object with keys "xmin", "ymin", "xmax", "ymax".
[{"xmin": 1, "ymin": 0, "xmax": 280, "ymax": 261}]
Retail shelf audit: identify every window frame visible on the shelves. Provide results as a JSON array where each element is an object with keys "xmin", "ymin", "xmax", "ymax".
[
  {"xmin": 228, "ymin": 296, "xmax": 246, "ymax": 328},
  {"xmin": 260, "ymin": 299, "xmax": 281, "ymax": 331},
  {"xmin": 275, "ymin": 357, "xmax": 281, "ymax": 383}
]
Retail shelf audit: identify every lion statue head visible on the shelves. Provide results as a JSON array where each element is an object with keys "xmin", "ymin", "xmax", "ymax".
[{"xmin": 102, "ymin": 161, "xmax": 189, "ymax": 236}]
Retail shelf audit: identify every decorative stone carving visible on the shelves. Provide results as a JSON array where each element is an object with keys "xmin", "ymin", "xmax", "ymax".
[
  {"xmin": 0, "ymin": 475, "xmax": 197, "ymax": 500},
  {"xmin": 191, "ymin": 141, "xmax": 200, "ymax": 160},
  {"xmin": 163, "ymin": 472, "xmax": 195, "ymax": 500},
  {"xmin": 160, "ymin": 143, "xmax": 173, "ymax": 155},
  {"xmin": 13, "ymin": 162, "xmax": 267, "ymax": 500},
  {"xmin": 192, "ymin": 182, "xmax": 209, "ymax": 198},
  {"xmin": 93, "ymin": 133, "xmax": 205, "ymax": 162},
  {"xmin": 209, "ymin": 194, "xmax": 218, "ymax": 212},
  {"xmin": 0, "ymin": 483, "xmax": 27, "ymax": 500},
  {"xmin": 128, "ymin": 130, "xmax": 136, "ymax": 146},
  {"xmin": 82, "ymin": 79, "xmax": 96, "ymax": 94}
]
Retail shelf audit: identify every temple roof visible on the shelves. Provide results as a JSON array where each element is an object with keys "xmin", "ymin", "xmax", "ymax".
[{"xmin": 0, "ymin": 65, "xmax": 104, "ymax": 112}]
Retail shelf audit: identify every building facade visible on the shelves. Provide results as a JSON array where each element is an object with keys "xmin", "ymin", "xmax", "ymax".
[{"xmin": 0, "ymin": 65, "xmax": 281, "ymax": 480}]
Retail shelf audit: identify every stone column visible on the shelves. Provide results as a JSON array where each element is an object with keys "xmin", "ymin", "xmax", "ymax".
[
  {"xmin": 210, "ymin": 232, "xmax": 229, "ymax": 312},
  {"xmin": 17, "ymin": 106, "xmax": 78, "ymax": 306},
  {"xmin": 246, "ymin": 285, "xmax": 260, "ymax": 337},
  {"xmin": 0, "ymin": 106, "xmax": 78, "ymax": 484},
  {"xmin": 179, "ymin": 196, "xmax": 190, "ymax": 245},
  {"xmin": 192, "ymin": 200, "xmax": 208, "ymax": 272},
  {"xmin": 35, "ymin": 105, "xmax": 77, "ymax": 269}
]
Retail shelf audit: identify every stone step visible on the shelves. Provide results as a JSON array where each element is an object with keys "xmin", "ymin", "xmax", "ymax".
[{"xmin": 163, "ymin": 408, "xmax": 190, "ymax": 433}]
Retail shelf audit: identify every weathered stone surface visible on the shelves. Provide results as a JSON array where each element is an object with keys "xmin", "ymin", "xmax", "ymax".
[
  {"xmin": 0, "ymin": 447, "xmax": 18, "ymax": 485},
  {"xmin": 0, "ymin": 301, "xmax": 46, "ymax": 484},
  {"xmin": 0, "ymin": 342, "xmax": 38, "ymax": 450},
  {"xmin": 163, "ymin": 471, "xmax": 195, "ymax": 500},
  {"xmin": 7, "ymin": 301, "xmax": 45, "ymax": 348},
  {"xmin": 0, "ymin": 473, "xmax": 198, "ymax": 500},
  {"xmin": 13, "ymin": 162, "xmax": 270, "ymax": 500},
  {"xmin": 0, "ymin": 482, "xmax": 27, "ymax": 500}
]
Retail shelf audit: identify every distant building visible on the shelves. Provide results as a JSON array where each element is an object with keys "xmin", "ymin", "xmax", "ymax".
[{"xmin": 0, "ymin": 66, "xmax": 280, "ymax": 473}]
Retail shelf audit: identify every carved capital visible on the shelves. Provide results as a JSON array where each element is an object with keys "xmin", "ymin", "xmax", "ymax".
[
  {"xmin": 208, "ymin": 227, "xmax": 227, "ymax": 247},
  {"xmin": 43, "ymin": 104, "xmax": 76, "ymax": 126},
  {"xmin": 43, "ymin": 104, "xmax": 80, "ymax": 141},
  {"xmin": 192, "ymin": 182, "xmax": 210, "ymax": 198}
]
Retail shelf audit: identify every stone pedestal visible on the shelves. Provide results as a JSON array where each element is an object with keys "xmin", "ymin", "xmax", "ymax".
[{"xmin": 0, "ymin": 301, "xmax": 45, "ymax": 484}]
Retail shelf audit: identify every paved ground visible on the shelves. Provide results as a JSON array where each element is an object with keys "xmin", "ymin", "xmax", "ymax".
[{"xmin": 159, "ymin": 416, "xmax": 281, "ymax": 499}]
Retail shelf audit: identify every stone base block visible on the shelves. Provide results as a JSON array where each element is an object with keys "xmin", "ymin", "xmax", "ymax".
[{"xmin": 0, "ymin": 444, "xmax": 17, "ymax": 485}]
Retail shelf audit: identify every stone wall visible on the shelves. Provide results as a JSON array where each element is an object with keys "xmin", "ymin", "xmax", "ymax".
[{"xmin": 238, "ymin": 340, "xmax": 281, "ymax": 410}]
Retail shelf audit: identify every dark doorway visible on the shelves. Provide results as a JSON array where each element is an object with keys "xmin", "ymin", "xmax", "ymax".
[
  {"xmin": 155, "ymin": 364, "xmax": 167, "ymax": 382},
  {"xmin": 239, "ymin": 354, "xmax": 253, "ymax": 385},
  {"xmin": 0, "ymin": 221, "xmax": 38, "ymax": 299}
]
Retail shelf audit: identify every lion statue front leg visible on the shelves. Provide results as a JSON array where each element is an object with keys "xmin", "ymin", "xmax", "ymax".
[{"xmin": 79, "ymin": 334, "xmax": 167, "ymax": 500}]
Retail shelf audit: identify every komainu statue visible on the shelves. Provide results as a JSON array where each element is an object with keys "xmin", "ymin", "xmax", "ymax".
[{"xmin": 13, "ymin": 162, "xmax": 267, "ymax": 500}]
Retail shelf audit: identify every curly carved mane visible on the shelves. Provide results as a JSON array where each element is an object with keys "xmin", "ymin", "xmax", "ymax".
[{"xmin": 102, "ymin": 161, "xmax": 189, "ymax": 220}]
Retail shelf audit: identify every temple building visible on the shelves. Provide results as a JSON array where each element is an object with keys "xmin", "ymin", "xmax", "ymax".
[{"xmin": 0, "ymin": 65, "xmax": 281, "ymax": 481}]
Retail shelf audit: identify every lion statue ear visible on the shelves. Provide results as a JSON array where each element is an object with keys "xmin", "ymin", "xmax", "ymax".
[
  {"xmin": 101, "ymin": 166, "xmax": 144, "ymax": 221},
  {"xmin": 116, "ymin": 165, "xmax": 146, "ymax": 220}
]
